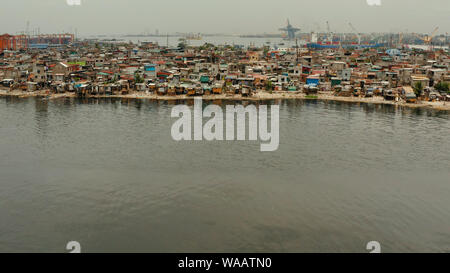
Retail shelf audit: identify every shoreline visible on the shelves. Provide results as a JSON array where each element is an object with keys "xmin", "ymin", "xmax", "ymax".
[{"xmin": 1, "ymin": 89, "xmax": 450, "ymax": 111}]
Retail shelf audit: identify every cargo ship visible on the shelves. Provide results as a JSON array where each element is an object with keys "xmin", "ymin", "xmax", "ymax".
[
  {"xmin": 306, "ymin": 41, "xmax": 387, "ymax": 49},
  {"xmin": 185, "ymin": 33, "xmax": 202, "ymax": 40}
]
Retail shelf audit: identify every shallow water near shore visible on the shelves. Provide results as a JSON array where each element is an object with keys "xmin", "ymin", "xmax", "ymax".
[{"xmin": 0, "ymin": 97, "xmax": 449, "ymax": 252}]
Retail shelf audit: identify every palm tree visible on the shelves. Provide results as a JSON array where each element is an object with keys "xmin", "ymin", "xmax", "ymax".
[
  {"xmin": 413, "ymin": 81, "xmax": 423, "ymax": 97},
  {"xmin": 435, "ymin": 82, "xmax": 449, "ymax": 93},
  {"xmin": 265, "ymin": 81, "xmax": 273, "ymax": 92}
]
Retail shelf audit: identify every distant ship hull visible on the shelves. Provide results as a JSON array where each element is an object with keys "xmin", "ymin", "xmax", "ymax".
[
  {"xmin": 186, "ymin": 34, "xmax": 202, "ymax": 40},
  {"xmin": 307, "ymin": 42, "xmax": 386, "ymax": 49}
]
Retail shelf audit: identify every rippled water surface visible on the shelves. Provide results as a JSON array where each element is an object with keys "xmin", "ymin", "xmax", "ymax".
[{"xmin": 0, "ymin": 97, "xmax": 449, "ymax": 252}]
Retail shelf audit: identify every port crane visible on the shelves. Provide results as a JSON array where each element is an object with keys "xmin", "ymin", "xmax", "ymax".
[
  {"xmin": 398, "ymin": 32, "xmax": 404, "ymax": 48},
  {"xmin": 348, "ymin": 22, "xmax": 361, "ymax": 45},
  {"xmin": 279, "ymin": 19, "xmax": 300, "ymax": 40},
  {"xmin": 414, "ymin": 27, "xmax": 439, "ymax": 45},
  {"xmin": 326, "ymin": 21, "xmax": 333, "ymax": 43}
]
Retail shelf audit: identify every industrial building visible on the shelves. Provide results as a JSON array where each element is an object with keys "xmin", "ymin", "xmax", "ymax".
[
  {"xmin": 0, "ymin": 34, "xmax": 28, "ymax": 52},
  {"xmin": 0, "ymin": 33, "xmax": 74, "ymax": 52}
]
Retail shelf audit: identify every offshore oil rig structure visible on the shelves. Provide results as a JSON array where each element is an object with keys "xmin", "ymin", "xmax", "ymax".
[{"xmin": 0, "ymin": 33, "xmax": 74, "ymax": 52}]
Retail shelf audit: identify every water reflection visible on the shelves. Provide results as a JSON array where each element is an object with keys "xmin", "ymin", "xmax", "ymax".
[
  {"xmin": 34, "ymin": 98, "xmax": 49, "ymax": 139},
  {"xmin": 0, "ymin": 97, "xmax": 449, "ymax": 253}
]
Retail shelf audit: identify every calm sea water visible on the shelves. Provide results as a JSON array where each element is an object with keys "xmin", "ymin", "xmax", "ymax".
[{"xmin": 0, "ymin": 97, "xmax": 449, "ymax": 253}]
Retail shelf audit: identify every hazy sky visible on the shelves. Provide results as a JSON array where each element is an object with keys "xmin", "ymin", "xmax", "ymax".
[{"xmin": 1, "ymin": 0, "xmax": 449, "ymax": 36}]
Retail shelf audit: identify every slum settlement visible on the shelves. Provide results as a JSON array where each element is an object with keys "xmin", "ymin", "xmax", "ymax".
[{"xmin": 1, "ymin": 37, "xmax": 450, "ymax": 109}]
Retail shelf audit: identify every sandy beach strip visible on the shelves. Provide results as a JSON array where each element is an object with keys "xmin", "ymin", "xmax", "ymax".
[{"xmin": 1, "ymin": 88, "xmax": 450, "ymax": 111}]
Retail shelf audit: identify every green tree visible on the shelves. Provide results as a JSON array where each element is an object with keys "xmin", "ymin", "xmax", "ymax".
[
  {"xmin": 177, "ymin": 42, "xmax": 186, "ymax": 50},
  {"xmin": 265, "ymin": 81, "xmax": 273, "ymax": 91},
  {"xmin": 263, "ymin": 46, "xmax": 269, "ymax": 57},
  {"xmin": 434, "ymin": 82, "xmax": 449, "ymax": 92},
  {"xmin": 413, "ymin": 81, "xmax": 424, "ymax": 97},
  {"xmin": 134, "ymin": 72, "xmax": 144, "ymax": 84}
]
